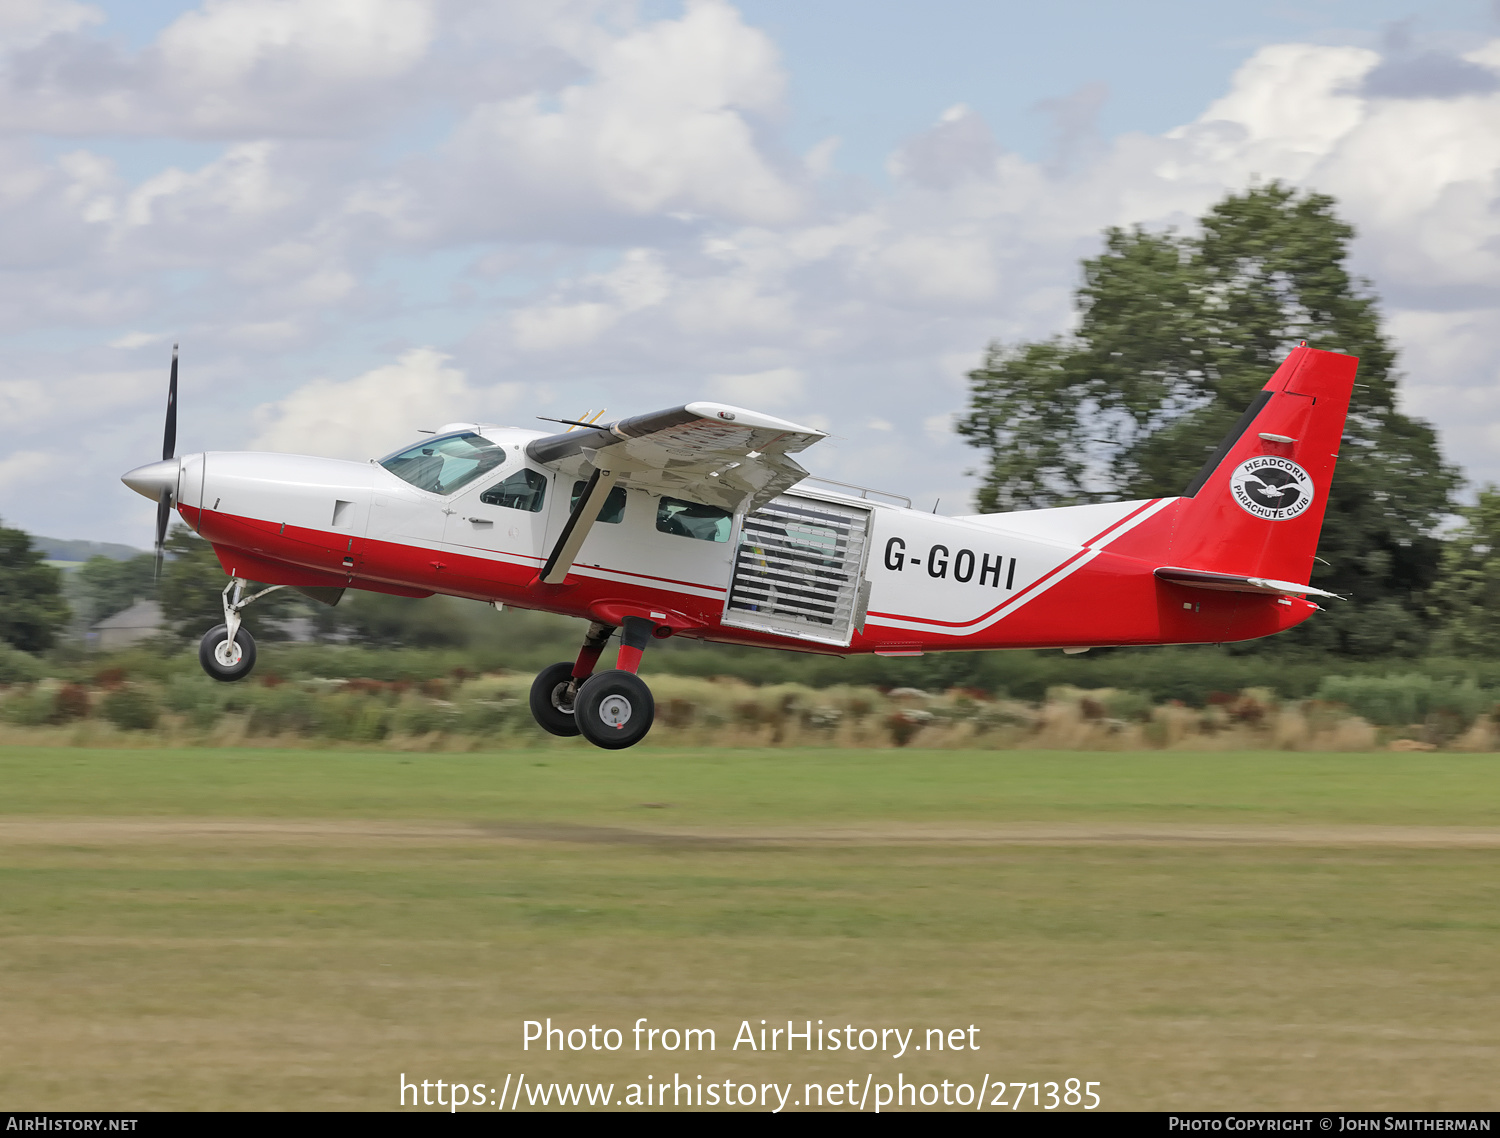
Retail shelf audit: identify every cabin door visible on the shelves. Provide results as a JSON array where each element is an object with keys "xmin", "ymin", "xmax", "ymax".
[{"xmin": 721, "ymin": 494, "xmax": 873, "ymax": 648}]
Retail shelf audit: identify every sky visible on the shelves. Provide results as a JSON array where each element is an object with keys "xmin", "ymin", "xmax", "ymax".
[{"xmin": 3, "ymin": 0, "xmax": 1500, "ymax": 546}]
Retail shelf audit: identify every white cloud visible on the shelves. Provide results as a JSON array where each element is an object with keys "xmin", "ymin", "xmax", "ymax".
[
  {"xmin": 0, "ymin": 0, "xmax": 99, "ymax": 49},
  {"xmin": 710, "ymin": 366, "xmax": 803, "ymax": 408},
  {"xmin": 156, "ymin": 0, "xmax": 435, "ymax": 135},
  {"xmin": 0, "ymin": 0, "xmax": 440, "ymax": 137},
  {"xmin": 0, "ymin": 367, "xmax": 162, "ymax": 428},
  {"xmin": 866, "ymin": 231, "xmax": 997, "ymax": 306},
  {"xmin": 923, "ymin": 412, "xmax": 956, "ymax": 444},
  {"xmin": 158, "ymin": 0, "xmax": 434, "ymax": 86},
  {"xmin": 887, "ymin": 104, "xmax": 1001, "ymax": 189},
  {"xmin": 249, "ymin": 348, "xmax": 521, "ymax": 461},
  {"xmin": 0, "ymin": 448, "xmax": 51, "ymax": 496},
  {"xmin": 429, "ymin": 0, "xmax": 803, "ymax": 235},
  {"xmin": 107, "ymin": 331, "xmax": 167, "ymax": 350},
  {"xmin": 512, "ymin": 248, "xmax": 673, "ymax": 351}
]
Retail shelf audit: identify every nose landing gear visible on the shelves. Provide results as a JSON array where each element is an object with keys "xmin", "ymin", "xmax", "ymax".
[
  {"xmin": 529, "ymin": 615, "xmax": 659, "ymax": 749},
  {"xmin": 197, "ymin": 577, "xmax": 284, "ymax": 682}
]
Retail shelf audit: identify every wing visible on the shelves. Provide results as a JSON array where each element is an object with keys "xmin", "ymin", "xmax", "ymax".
[{"xmin": 525, "ymin": 402, "xmax": 827, "ymax": 515}]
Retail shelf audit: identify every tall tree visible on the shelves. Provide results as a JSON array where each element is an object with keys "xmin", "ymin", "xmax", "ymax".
[
  {"xmin": 1429, "ymin": 486, "xmax": 1500, "ymax": 656},
  {"xmin": 959, "ymin": 182, "xmax": 1458, "ymax": 657},
  {"xmin": 0, "ymin": 520, "xmax": 70, "ymax": 652}
]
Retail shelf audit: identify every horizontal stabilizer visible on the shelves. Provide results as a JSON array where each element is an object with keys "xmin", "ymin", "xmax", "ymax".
[{"xmin": 1154, "ymin": 566, "xmax": 1340, "ymax": 599}]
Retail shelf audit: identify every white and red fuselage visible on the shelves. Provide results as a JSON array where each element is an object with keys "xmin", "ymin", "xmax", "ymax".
[{"xmin": 147, "ymin": 345, "xmax": 1356, "ymax": 658}]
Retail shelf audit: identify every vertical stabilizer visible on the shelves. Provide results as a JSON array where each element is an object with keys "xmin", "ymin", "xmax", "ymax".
[{"xmin": 1164, "ymin": 345, "xmax": 1357, "ymax": 584}]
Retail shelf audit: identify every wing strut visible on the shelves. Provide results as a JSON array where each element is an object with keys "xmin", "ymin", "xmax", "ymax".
[{"xmin": 539, "ymin": 467, "xmax": 618, "ymax": 585}]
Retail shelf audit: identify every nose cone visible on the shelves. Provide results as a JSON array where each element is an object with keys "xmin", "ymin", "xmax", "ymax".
[{"xmin": 122, "ymin": 458, "xmax": 180, "ymax": 501}]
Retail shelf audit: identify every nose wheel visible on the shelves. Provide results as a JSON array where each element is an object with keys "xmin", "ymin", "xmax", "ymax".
[
  {"xmin": 197, "ymin": 577, "xmax": 283, "ymax": 682},
  {"xmin": 199, "ymin": 623, "xmax": 257, "ymax": 681}
]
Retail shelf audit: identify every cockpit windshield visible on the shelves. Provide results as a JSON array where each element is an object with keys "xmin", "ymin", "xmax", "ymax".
[{"xmin": 379, "ymin": 433, "xmax": 507, "ymax": 495}]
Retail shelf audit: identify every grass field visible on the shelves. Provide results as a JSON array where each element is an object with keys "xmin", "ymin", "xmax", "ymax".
[{"xmin": 1, "ymin": 746, "xmax": 1497, "ymax": 1112}]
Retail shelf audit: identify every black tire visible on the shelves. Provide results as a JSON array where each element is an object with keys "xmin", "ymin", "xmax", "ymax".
[
  {"xmin": 575, "ymin": 670, "xmax": 654, "ymax": 750},
  {"xmin": 199, "ymin": 624, "xmax": 256, "ymax": 682},
  {"xmin": 529, "ymin": 662, "xmax": 582, "ymax": 737}
]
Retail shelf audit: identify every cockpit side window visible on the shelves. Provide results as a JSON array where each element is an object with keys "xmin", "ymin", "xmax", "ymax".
[
  {"xmin": 480, "ymin": 468, "xmax": 547, "ymax": 512},
  {"xmin": 379, "ymin": 433, "xmax": 506, "ymax": 496}
]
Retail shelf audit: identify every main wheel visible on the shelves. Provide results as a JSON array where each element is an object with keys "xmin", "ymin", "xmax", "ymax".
[
  {"xmin": 199, "ymin": 624, "xmax": 256, "ymax": 682},
  {"xmin": 529, "ymin": 662, "xmax": 582, "ymax": 737},
  {"xmin": 575, "ymin": 670, "xmax": 654, "ymax": 750}
]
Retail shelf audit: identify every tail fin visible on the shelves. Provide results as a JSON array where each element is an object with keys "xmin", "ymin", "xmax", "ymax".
[{"xmin": 1164, "ymin": 345, "xmax": 1356, "ymax": 585}]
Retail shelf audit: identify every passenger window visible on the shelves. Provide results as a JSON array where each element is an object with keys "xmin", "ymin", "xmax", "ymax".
[
  {"xmin": 656, "ymin": 496, "xmax": 732, "ymax": 542},
  {"xmin": 570, "ymin": 481, "xmax": 628, "ymax": 524},
  {"xmin": 480, "ymin": 469, "xmax": 547, "ymax": 512}
]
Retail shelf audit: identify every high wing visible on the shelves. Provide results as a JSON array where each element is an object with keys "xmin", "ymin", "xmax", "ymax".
[
  {"xmin": 525, "ymin": 401, "xmax": 827, "ymax": 584},
  {"xmin": 526, "ymin": 401, "xmax": 826, "ymax": 514}
]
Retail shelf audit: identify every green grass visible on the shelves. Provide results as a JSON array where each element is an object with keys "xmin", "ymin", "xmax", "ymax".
[
  {"xmin": 3, "ymin": 747, "xmax": 1499, "ymax": 825},
  {"xmin": 1, "ymin": 747, "xmax": 1498, "ymax": 1111}
]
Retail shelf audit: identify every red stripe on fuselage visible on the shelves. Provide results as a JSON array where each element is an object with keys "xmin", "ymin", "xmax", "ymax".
[
  {"xmin": 1078, "ymin": 497, "xmax": 1167, "ymax": 548},
  {"xmin": 182, "ymin": 497, "xmax": 1303, "ymax": 654},
  {"xmin": 185, "ymin": 504, "xmax": 743, "ymax": 636}
]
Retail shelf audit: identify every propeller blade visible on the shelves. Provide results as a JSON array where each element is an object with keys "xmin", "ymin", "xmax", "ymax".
[
  {"xmin": 154, "ymin": 489, "xmax": 171, "ymax": 580},
  {"xmin": 162, "ymin": 344, "xmax": 178, "ymax": 461}
]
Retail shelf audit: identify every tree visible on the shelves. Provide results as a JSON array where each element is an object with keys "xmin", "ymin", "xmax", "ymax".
[
  {"xmin": 0, "ymin": 520, "xmax": 70, "ymax": 652},
  {"xmin": 69, "ymin": 553, "xmax": 156, "ymax": 627},
  {"xmin": 321, "ymin": 591, "xmax": 495, "ymax": 649},
  {"xmin": 958, "ymin": 183, "xmax": 1458, "ymax": 657},
  {"xmin": 1429, "ymin": 487, "xmax": 1500, "ymax": 656}
]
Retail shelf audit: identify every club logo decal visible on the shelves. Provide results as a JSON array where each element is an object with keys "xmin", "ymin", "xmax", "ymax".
[{"xmin": 1229, "ymin": 456, "xmax": 1314, "ymax": 521}]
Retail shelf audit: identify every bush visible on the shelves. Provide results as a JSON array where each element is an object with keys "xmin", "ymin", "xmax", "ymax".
[
  {"xmin": 53, "ymin": 683, "xmax": 89, "ymax": 722},
  {"xmin": 456, "ymin": 698, "xmax": 520, "ymax": 736},
  {"xmin": 393, "ymin": 694, "xmax": 457, "ymax": 736},
  {"xmin": 1103, "ymin": 690, "xmax": 1154, "ymax": 723},
  {"xmin": 0, "ymin": 642, "xmax": 44, "ymax": 684},
  {"xmin": 165, "ymin": 674, "xmax": 230, "ymax": 731},
  {"xmin": 312, "ymin": 693, "xmax": 390, "ymax": 742},
  {"xmin": 102, "ymin": 686, "xmax": 160, "ymax": 731},
  {"xmin": 2, "ymin": 685, "xmax": 56, "ymax": 726},
  {"xmin": 1315, "ymin": 674, "xmax": 1494, "ymax": 732},
  {"xmin": 244, "ymin": 685, "xmax": 318, "ymax": 736}
]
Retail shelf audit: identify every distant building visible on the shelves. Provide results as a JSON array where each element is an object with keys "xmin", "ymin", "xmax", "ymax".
[
  {"xmin": 85, "ymin": 600, "xmax": 319, "ymax": 650},
  {"xmin": 88, "ymin": 599, "xmax": 163, "ymax": 651}
]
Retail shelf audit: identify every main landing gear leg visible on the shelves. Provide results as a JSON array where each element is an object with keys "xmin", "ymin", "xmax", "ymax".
[
  {"xmin": 198, "ymin": 577, "xmax": 284, "ymax": 682},
  {"xmin": 529, "ymin": 621, "xmax": 615, "ymax": 738},
  {"xmin": 574, "ymin": 616, "xmax": 657, "ymax": 750}
]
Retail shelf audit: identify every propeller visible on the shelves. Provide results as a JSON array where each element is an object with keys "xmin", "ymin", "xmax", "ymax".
[{"xmin": 154, "ymin": 345, "xmax": 179, "ymax": 579}]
